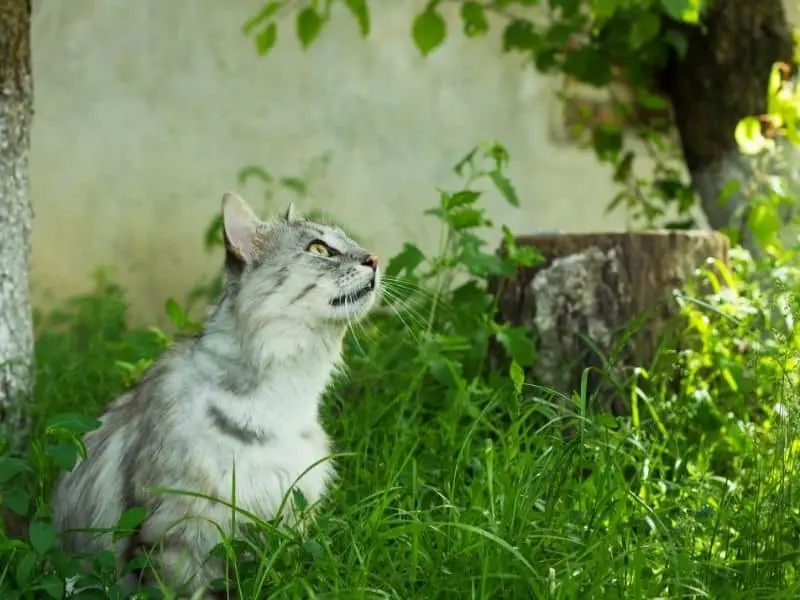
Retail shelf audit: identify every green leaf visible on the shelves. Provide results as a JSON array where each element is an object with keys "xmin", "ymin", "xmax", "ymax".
[
  {"xmin": 412, "ymin": 8, "xmax": 446, "ymax": 56},
  {"xmin": 15, "ymin": 551, "xmax": 36, "ymax": 588},
  {"xmin": 426, "ymin": 357, "xmax": 463, "ymax": 390},
  {"xmin": 113, "ymin": 507, "xmax": 147, "ymax": 542},
  {"xmin": 510, "ymin": 361, "xmax": 525, "ymax": 394},
  {"xmin": 292, "ymin": 488, "xmax": 309, "ymax": 511},
  {"xmin": 664, "ymin": 29, "xmax": 688, "ymax": 58},
  {"xmin": 45, "ymin": 442, "xmax": 79, "ymax": 471},
  {"xmin": 629, "ymin": 12, "xmax": 661, "ymax": 48},
  {"xmin": 489, "ymin": 169, "xmax": 520, "ymax": 206},
  {"xmin": 460, "ymin": 247, "xmax": 511, "ymax": 277},
  {"xmin": 386, "ymin": 243, "xmax": 426, "ymax": 277},
  {"xmin": 636, "ymin": 90, "xmax": 668, "ymax": 110},
  {"xmin": 29, "ymin": 520, "xmax": 56, "ymax": 555},
  {"xmin": 606, "ymin": 190, "xmax": 630, "ymax": 214},
  {"xmin": 613, "ymin": 151, "xmax": 634, "ymax": 183},
  {"xmin": 165, "ymin": 297, "xmax": 186, "ymax": 328},
  {"xmin": 748, "ymin": 203, "xmax": 781, "ymax": 247},
  {"xmin": 242, "ymin": 1, "xmax": 284, "ymax": 35},
  {"xmin": 593, "ymin": 125, "xmax": 623, "ymax": 161},
  {"xmin": 563, "ymin": 46, "xmax": 612, "ymax": 87},
  {"xmin": 343, "ymin": 0, "xmax": 370, "ymax": 37},
  {"xmin": 68, "ymin": 435, "xmax": 89, "ymax": 462},
  {"xmin": 34, "ymin": 573, "xmax": 66, "ymax": 599},
  {"xmin": 496, "ymin": 327, "xmax": 535, "ymax": 367},
  {"xmin": 718, "ymin": 180, "xmax": 741, "ymax": 206},
  {"xmin": 204, "ymin": 214, "xmax": 224, "ymax": 250},
  {"xmin": 237, "ymin": 165, "xmax": 273, "ymax": 186},
  {"xmin": 544, "ymin": 22, "xmax": 575, "ymax": 47},
  {"xmin": 44, "ymin": 412, "xmax": 102, "ymax": 434},
  {"xmin": 117, "ymin": 506, "xmax": 147, "ymax": 532},
  {"xmin": 449, "ymin": 208, "xmax": 486, "ymax": 230},
  {"xmin": 0, "ymin": 457, "xmax": 33, "ymax": 483},
  {"xmin": 297, "ymin": 7, "xmax": 324, "ymax": 49},
  {"xmin": 734, "ymin": 116, "xmax": 769, "ymax": 155},
  {"xmin": 255, "ymin": 22, "xmax": 278, "ymax": 56},
  {"xmin": 502, "ymin": 19, "xmax": 538, "ymax": 53},
  {"xmin": 278, "ymin": 176, "xmax": 307, "ymax": 195},
  {"xmin": 4, "ymin": 488, "xmax": 29, "ymax": 516},
  {"xmin": 503, "ymin": 228, "xmax": 543, "ymax": 268},
  {"xmin": 302, "ymin": 538, "xmax": 325, "ymax": 560},
  {"xmin": 591, "ymin": 0, "xmax": 624, "ymax": 19},
  {"xmin": 534, "ymin": 48, "xmax": 559, "ymax": 72},
  {"xmin": 453, "ymin": 146, "xmax": 478, "ymax": 176},
  {"xmin": 660, "ymin": 0, "xmax": 705, "ymax": 24},
  {"xmin": 549, "ymin": 0, "xmax": 581, "ymax": 18},
  {"xmin": 487, "ymin": 143, "xmax": 510, "ymax": 170},
  {"xmin": 461, "ymin": 2, "xmax": 489, "ymax": 38},
  {"xmin": 446, "ymin": 190, "xmax": 482, "ymax": 208}
]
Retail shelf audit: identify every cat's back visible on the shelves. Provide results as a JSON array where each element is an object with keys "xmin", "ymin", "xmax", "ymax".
[
  {"xmin": 51, "ymin": 349, "xmax": 184, "ymax": 537},
  {"xmin": 51, "ymin": 387, "xmax": 141, "ymax": 551}
]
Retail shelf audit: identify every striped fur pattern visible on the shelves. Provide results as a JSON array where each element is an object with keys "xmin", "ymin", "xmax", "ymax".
[{"xmin": 52, "ymin": 192, "xmax": 381, "ymax": 597}]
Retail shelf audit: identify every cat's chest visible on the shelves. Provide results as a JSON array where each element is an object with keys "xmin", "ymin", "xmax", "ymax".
[{"xmin": 185, "ymin": 404, "xmax": 333, "ymax": 517}]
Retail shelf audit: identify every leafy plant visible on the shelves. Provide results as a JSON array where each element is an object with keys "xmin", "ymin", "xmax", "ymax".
[
  {"xmin": 241, "ymin": 0, "xmax": 708, "ymax": 230},
  {"xmin": 3, "ymin": 140, "xmax": 800, "ymax": 597}
]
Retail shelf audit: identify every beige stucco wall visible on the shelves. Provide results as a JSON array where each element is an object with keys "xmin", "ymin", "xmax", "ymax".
[{"xmin": 28, "ymin": 0, "xmax": 683, "ymax": 324}]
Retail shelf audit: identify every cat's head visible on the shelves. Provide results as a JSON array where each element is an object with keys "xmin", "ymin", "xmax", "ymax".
[{"xmin": 220, "ymin": 192, "xmax": 381, "ymax": 328}]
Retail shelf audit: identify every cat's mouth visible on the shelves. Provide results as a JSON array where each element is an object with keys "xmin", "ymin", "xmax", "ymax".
[{"xmin": 329, "ymin": 278, "xmax": 376, "ymax": 307}]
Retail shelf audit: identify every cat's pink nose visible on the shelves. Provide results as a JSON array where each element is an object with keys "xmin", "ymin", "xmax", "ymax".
[{"xmin": 362, "ymin": 254, "xmax": 378, "ymax": 271}]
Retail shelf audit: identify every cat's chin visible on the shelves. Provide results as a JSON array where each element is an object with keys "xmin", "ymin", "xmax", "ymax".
[{"xmin": 324, "ymin": 288, "xmax": 378, "ymax": 322}]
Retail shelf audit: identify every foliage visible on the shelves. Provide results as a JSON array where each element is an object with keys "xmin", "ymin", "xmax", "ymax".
[
  {"xmin": 241, "ymin": 0, "xmax": 800, "ymax": 256},
  {"xmin": 242, "ymin": 0, "xmax": 709, "ymax": 229},
  {"xmin": 1, "ymin": 142, "xmax": 800, "ymax": 597},
  {"xmin": 730, "ymin": 56, "xmax": 800, "ymax": 255},
  {"xmin": 4, "ymin": 2, "xmax": 800, "ymax": 596}
]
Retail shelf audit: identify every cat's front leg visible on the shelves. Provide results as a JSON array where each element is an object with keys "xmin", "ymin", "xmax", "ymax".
[{"xmin": 135, "ymin": 515, "xmax": 230, "ymax": 598}]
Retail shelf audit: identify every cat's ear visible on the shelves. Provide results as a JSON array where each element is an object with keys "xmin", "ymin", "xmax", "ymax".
[
  {"xmin": 283, "ymin": 202, "xmax": 297, "ymax": 222},
  {"xmin": 221, "ymin": 192, "xmax": 260, "ymax": 264}
]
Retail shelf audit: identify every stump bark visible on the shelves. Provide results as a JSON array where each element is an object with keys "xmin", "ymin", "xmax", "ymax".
[{"xmin": 492, "ymin": 230, "xmax": 730, "ymax": 414}]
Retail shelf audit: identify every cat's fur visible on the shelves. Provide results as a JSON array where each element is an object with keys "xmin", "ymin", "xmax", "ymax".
[{"xmin": 52, "ymin": 192, "xmax": 381, "ymax": 597}]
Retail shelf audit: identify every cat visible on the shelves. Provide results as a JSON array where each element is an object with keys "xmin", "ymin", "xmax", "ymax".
[{"xmin": 51, "ymin": 192, "xmax": 382, "ymax": 598}]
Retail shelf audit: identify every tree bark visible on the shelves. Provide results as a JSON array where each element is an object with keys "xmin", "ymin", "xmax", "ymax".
[
  {"xmin": 0, "ymin": 0, "xmax": 34, "ymax": 453},
  {"xmin": 492, "ymin": 231, "xmax": 729, "ymax": 415},
  {"xmin": 658, "ymin": 0, "xmax": 794, "ymax": 255}
]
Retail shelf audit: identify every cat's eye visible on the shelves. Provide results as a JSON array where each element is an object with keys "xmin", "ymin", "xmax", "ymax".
[{"xmin": 307, "ymin": 241, "xmax": 337, "ymax": 257}]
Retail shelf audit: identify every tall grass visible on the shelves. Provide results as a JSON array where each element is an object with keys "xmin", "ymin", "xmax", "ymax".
[{"xmin": 3, "ymin": 145, "xmax": 800, "ymax": 598}]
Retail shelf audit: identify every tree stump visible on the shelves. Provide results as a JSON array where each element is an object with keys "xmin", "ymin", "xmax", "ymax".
[{"xmin": 491, "ymin": 230, "xmax": 730, "ymax": 415}]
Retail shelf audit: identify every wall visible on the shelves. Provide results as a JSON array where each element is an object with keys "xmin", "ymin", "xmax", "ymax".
[{"xmin": 29, "ymin": 0, "xmax": 673, "ymax": 324}]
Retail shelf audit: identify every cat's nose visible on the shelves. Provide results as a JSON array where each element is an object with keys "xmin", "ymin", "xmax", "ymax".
[{"xmin": 362, "ymin": 254, "xmax": 378, "ymax": 271}]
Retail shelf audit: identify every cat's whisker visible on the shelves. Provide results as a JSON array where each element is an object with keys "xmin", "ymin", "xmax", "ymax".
[
  {"xmin": 381, "ymin": 288, "xmax": 430, "ymax": 331},
  {"xmin": 344, "ymin": 299, "xmax": 369, "ymax": 355},
  {"xmin": 381, "ymin": 275, "xmax": 440, "ymax": 298},
  {"xmin": 379, "ymin": 290, "xmax": 428, "ymax": 345},
  {"xmin": 381, "ymin": 276, "xmax": 437, "ymax": 299},
  {"xmin": 382, "ymin": 278, "xmax": 452, "ymax": 314}
]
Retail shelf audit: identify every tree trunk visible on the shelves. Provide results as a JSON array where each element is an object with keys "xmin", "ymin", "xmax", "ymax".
[
  {"xmin": 658, "ymin": 0, "xmax": 794, "ymax": 255},
  {"xmin": 0, "ymin": 0, "xmax": 34, "ymax": 453},
  {"xmin": 492, "ymin": 231, "xmax": 729, "ymax": 415}
]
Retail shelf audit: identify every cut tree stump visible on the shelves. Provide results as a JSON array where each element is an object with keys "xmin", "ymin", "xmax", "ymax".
[{"xmin": 491, "ymin": 230, "xmax": 730, "ymax": 415}]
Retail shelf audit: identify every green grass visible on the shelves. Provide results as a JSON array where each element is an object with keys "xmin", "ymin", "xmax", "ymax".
[
  {"xmin": 9, "ymin": 263, "xmax": 800, "ymax": 599},
  {"xmin": 5, "ymin": 147, "xmax": 800, "ymax": 598}
]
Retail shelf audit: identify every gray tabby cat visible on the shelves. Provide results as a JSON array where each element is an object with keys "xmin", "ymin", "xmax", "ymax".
[{"xmin": 52, "ymin": 192, "xmax": 381, "ymax": 597}]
